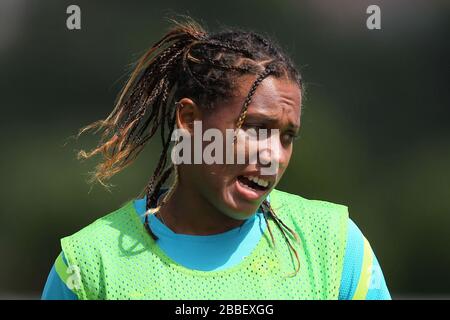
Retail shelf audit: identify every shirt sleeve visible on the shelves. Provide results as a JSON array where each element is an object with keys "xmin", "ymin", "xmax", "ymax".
[
  {"xmin": 338, "ymin": 218, "xmax": 391, "ymax": 300},
  {"xmin": 41, "ymin": 252, "xmax": 78, "ymax": 300}
]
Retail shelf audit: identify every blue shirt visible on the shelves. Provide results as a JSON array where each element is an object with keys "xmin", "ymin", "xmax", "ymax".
[{"xmin": 42, "ymin": 196, "xmax": 391, "ymax": 300}]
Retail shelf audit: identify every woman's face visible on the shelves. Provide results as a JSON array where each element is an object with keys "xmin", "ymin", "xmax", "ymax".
[{"xmin": 177, "ymin": 75, "xmax": 301, "ymax": 220}]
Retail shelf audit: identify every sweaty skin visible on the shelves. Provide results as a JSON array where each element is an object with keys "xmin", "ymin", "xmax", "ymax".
[{"xmin": 158, "ymin": 75, "xmax": 301, "ymax": 236}]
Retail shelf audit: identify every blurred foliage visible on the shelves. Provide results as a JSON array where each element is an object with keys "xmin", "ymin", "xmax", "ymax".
[{"xmin": 0, "ymin": 0, "xmax": 448, "ymax": 298}]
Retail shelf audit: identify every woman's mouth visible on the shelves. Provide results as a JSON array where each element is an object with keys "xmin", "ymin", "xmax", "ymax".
[{"xmin": 235, "ymin": 175, "xmax": 271, "ymax": 201}]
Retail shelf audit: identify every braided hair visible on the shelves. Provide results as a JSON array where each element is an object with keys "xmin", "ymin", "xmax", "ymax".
[{"xmin": 76, "ymin": 17, "xmax": 303, "ymax": 276}]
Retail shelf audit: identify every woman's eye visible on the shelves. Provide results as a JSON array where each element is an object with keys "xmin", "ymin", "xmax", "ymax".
[
  {"xmin": 241, "ymin": 124, "xmax": 266, "ymax": 136},
  {"xmin": 242, "ymin": 124, "xmax": 264, "ymax": 131},
  {"xmin": 282, "ymin": 132, "xmax": 300, "ymax": 144}
]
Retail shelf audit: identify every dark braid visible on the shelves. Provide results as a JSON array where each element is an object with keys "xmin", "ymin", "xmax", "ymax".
[
  {"xmin": 261, "ymin": 199, "xmax": 301, "ymax": 277},
  {"xmin": 194, "ymin": 55, "xmax": 252, "ymax": 73},
  {"xmin": 235, "ymin": 64, "xmax": 274, "ymax": 131},
  {"xmin": 76, "ymin": 18, "xmax": 303, "ymax": 276},
  {"xmin": 203, "ymin": 40, "xmax": 254, "ymax": 58}
]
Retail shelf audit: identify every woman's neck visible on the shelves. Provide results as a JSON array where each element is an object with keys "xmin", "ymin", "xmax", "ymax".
[{"xmin": 157, "ymin": 183, "xmax": 245, "ymax": 236}]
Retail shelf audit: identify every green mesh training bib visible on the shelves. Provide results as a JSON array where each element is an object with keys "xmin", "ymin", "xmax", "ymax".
[{"xmin": 60, "ymin": 189, "xmax": 348, "ymax": 300}]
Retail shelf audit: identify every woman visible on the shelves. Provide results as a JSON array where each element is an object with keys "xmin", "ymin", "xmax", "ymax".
[{"xmin": 42, "ymin": 19, "xmax": 390, "ymax": 300}]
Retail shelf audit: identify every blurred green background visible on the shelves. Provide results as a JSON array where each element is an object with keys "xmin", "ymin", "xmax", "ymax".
[{"xmin": 0, "ymin": 0, "xmax": 448, "ymax": 299}]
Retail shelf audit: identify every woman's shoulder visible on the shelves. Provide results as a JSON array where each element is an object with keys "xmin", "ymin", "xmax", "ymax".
[
  {"xmin": 270, "ymin": 188, "xmax": 349, "ymax": 219},
  {"xmin": 61, "ymin": 199, "xmax": 138, "ymax": 247},
  {"xmin": 270, "ymin": 188, "xmax": 349, "ymax": 247},
  {"xmin": 59, "ymin": 198, "xmax": 148, "ymax": 280}
]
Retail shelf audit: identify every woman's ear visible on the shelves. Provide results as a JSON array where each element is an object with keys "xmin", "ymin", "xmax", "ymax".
[{"xmin": 175, "ymin": 97, "xmax": 202, "ymax": 134}]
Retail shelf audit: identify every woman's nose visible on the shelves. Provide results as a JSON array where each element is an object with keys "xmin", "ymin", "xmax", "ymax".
[{"xmin": 258, "ymin": 131, "xmax": 284, "ymax": 175}]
